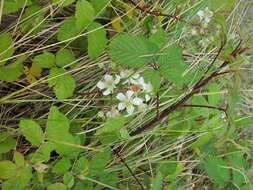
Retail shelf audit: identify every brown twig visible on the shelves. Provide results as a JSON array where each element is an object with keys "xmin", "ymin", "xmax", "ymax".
[
  {"xmin": 115, "ymin": 151, "xmax": 145, "ymax": 190},
  {"xmin": 127, "ymin": 0, "xmax": 186, "ymax": 23},
  {"xmin": 181, "ymin": 104, "xmax": 227, "ymax": 113}
]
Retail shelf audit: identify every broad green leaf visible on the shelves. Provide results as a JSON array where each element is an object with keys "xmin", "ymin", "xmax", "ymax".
[
  {"xmin": 143, "ymin": 69, "xmax": 161, "ymax": 93},
  {"xmin": 63, "ymin": 172, "xmax": 75, "ymax": 188},
  {"xmin": 150, "ymin": 172, "xmax": 163, "ymax": 190},
  {"xmin": 89, "ymin": 148, "xmax": 111, "ymax": 176},
  {"xmin": 33, "ymin": 51, "xmax": 55, "ymax": 68},
  {"xmin": 0, "ymin": 56, "xmax": 25, "ymax": 82},
  {"xmin": 149, "ymin": 28, "xmax": 167, "ymax": 50},
  {"xmin": 0, "ymin": 33, "xmax": 14, "ymax": 65},
  {"xmin": 52, "ymin": 157, "xmax": 71, "ymax": 174},
  {"xmin": 2, "ymin": 165, "xmax": 32, "ymax": 190},
  {"xmin": 31, "ymin": 142, "xmax": 55, "ymax": 163},
  {"xmin": 52, "ymin": 0, "xmax": 75, "ymax": 7},
  {"xmin": 157, "ymin": 44, "xmax": 188, "ymax": 85},
  {"xmin": 57, "ymin": 17, "xmax": 80, "ymax": 42},
  {"xmin": 90, "ymin": 0, "xmax": 108, "ymax": 14},
  {"xmin": 48, "ymin": 183, "xmax": 67, "ymax": 190},
  {"xmin": 87, "ymin": 22, "xmax": 107, "ymax": 60},
  {"xmin": 19, "ymin": 119, "xmax": 43, "ymax": 146},
  {"xmin": 3, "ymin": 0, "xmax": 32, "ymax": 15},
  {"xmin": 14, "ymin": 151, "xmax": 25, "ymax": 168},
  {"xmin": 75, "ymin": 0, "xmax": 95, "ymax": 30},
  {"xmin": 56, "ymin": 48, "xmax": 75, "ymax": 67},
  {"xmin": 96, "ymin": 116, "xmax": 125, "ymax": 144},
  {"xmin": 208, "ymin": 0, "xmax": 236, "ymax": 11},
  {"xmin": 46, "ymin": 106, "xmax": 80, "ymax": 155},
  {"xmin": 48, "ymin": 68, "xmax": 76, "ymax": 99},
  {"xmin": 108, "ymin": 34, "xmax": 151, "ymax": 68},
  {"xmin": 74, "ymin": 157, "xmax": 89, "ymax": 175},
  {"xmin": 0, "ymin": 134, "xmax": 16, "ymax": 154},
  {"xmin": 99, "ymin": 171, "xmax": 118, "ymax": 188},
  {"xmin": 203, "ymin": 155, "xmax": 230, "ymax": 186},
  {"xmin": 20, "ymin": 5, "xmax": 45, "ymax": 34},
  {"xmin": 0, "ymin": 161, "xmax": 17, "ymax": 179}
]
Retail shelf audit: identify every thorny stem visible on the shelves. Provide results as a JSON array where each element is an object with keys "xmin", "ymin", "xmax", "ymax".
[{"xmin": 131, "ymin": 41, "xmax": 245, "ymax": 136}]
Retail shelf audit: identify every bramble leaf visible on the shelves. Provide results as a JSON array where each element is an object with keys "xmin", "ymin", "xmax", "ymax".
[
  {"xmin": 33, "ymin": 51, "xmax": 55, "ymax": 68},
  {"xmin": 56, "ymin": 48, "xmax": 75, "ymax": 67}
]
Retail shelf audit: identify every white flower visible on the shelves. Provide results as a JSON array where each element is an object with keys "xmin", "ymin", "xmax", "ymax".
[
  {"xmin": 116, "ymin": 90, "xmax": 143, "ymax": 115},
  {"xmin": 97, "ymin": 74, "xmax": 120, "ymax": 95},
  {"xmin": 97, "ymin": 111, "xmax": 105, "ymax": 118},
  {"xmin": 197, "ymin": 7, "xmax": 213, "ymax": 26},
  {"xmin": 106, "ymin": 106, "xmax": 120, "ymax": 118}
]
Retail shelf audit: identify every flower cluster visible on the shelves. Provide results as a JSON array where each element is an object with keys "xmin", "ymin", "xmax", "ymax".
[
  {"xmin": 197, "ymin": 7, "xmax": 214, "ymax": 28},
  {"xmin": 96, "ymin": 70, "xmax": 153, "ymax": 117}
]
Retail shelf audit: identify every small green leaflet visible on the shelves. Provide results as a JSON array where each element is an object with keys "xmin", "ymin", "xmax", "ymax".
[
  {"xmin": 57, "ymin": 17, "xmax": 80, "ymax": 42},
  {"xmin": 87, "ymin": 22, "xmax": 107, "ymax": 60},
  {"xmin": 74, "ymin": 157, "xmax": 89, "ymax": 175},
  {"xmin": 90, "ymin": 0, "xmax": 108, "ymax": 14},
  {"xmin": 208, "ymin": 0, "xmax": 237, "ymax": 11},
  {"xmin": 150, "ymin": 172, "xmax": 163, "ymax": 190},
  {"xmin": 0, "ymin": 161, "xmax": 17, "ymax": 179},
  {"xmin": 0, "ymin": 56, "xmax": 25, "ymax": 82},
  {"xmin": 56, "ymin": 48, "xmax": 75, "ymax": 67},
  {"xmin": 19, "ymin": 119, "xmax": 43, "ymax": 146},
  {"xmin": 108, "ymin": 34, "xmax": 152, "ymax": 68},
  {"xmin": 0, "ymin": 133, "xmax": 16, "ymax": 154},
  {"xmin": 63, "ymin": 172, "xmax": 75, "ymax": 188},
  {"xmin": 75, "ymin": 0, "xmax": 95, "ymax": 31},
  {"xmin": 89, "ymin": 148, "xmax": 111, "ymax": 176},
  {"xmin": 3, "ymin": 0, "xmax": 32, "ymax": 15},
  {"xmin": 48, "ymin": 67, "xmax": 76, "ymax": 99},
  {"xmin": 52, "ymin": 157, "xmax": 71, "ymax": 174},
  {"xmin": 157, "ymin": 44, "xmax": 188, "ymax": 85},
  {"xmin": 14, "ymin": 151, "xmax": 25, "ymax": 168},
  {"xmin": 33, "ymin": 51, "xmax": 55, "ymax": 68},
  {"xmin": 203, "ymin": 155, "xmax": 230, "ymax": 186},
  {"xmin": 0, "ymin": 33, "xmax": 14, "ymax": 65},
  {"xmin": 48, "ymin": 183, "xmax": 67, "ymax": 190},
  {"xmin": 96, "ymin": 116, "xmax": 125, "ymax": 144}
]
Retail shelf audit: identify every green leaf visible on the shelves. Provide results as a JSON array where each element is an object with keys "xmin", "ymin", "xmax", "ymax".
[
  {"xmin": 203, "ymin": 155, "xmax": 230, "ymax": 186},
  {"xmin": 56, "ymin": 48, "xmax": 75, "ymax": 67},
  {"xmin": 0, "ymin": 33, "xmax": 14, "ymax": 65},
  {"xmin": 31, "ymin": 142, "xmax": 55, "ymax": 163},
  {"xmin": 0, "ymin": 133, "xmax": 16, "ymax": 154},
  {"xmin": 33, "ymin": 51, "xmax": 55, "ymax": 68},
  {"xmin": 57, "ymin": 17, "xmax": 80, "ymax": 42},
  {"xmin": 0, "ymin": 161, "xmax": 17, "ymax": 179},
  {"xmin": 48, "ymin": 183, "xmax": 67, "ymax": 190},
  {"xmin": 0, "ymin": 56, "xmax": 26, "ymax": 82},
  {"xmin": 87, "ymin": 22, "xmax": 107, "ymax": 60},
  {"xmin": 149, "ymin": 28, "xmax": 167, "ymax": 50},
  {"xmin": 46, "ymin": 106, "xmax": 80, "ymax": 155},
  {"xmin": 75, "ymin": 0, "xmax": 95, "ymax": 30},
  {"xmin": 208, "ymin": 0, "xmax": 236, "ymax": 11},
  {"xmin": 3, "ymin": 0, "xmax": 32, "ymax": 15},
  {"xmin": 14, "ymin": 151, "xmax": 25, "ymax": 168},
  {"xmin": 157, "ymin": 44, "xmax": 188, "ymax": 85},
  {"xmin": 143, "ymin": 69, "xmax": 161, "ymax": 93},
  {"xmin": 150, "ymin": 172, "xmax": 163, "ymax": 190},
  {"xmin": 2, "ymin": 165, "xmax": 32, "ymax": 190},
  {"xmin": 52, "ymin": 157, "xmax": 71, "ymax": 174},
  {"xmin": 19, "ymin": 119, "xmax": 43, "ymax": 146},
  {"xmin": 108, "ymin": 34, "xmax": 151, "ymax": 68},
  {"xmin": 74, "ymin": 157, "xmax": 89, "ymax": 175},
  {"xmin": 20, "ymin": 5, "xmax": 45, "ymax": 34},
  {"xmin": 96, "ymin": 116, "xmax": 125, "ymax": 144},
  {"xmin": 48, "ymin": 68, "xmax": 76, "ymax": 99},
  {"xmin": 89, "ymin": 148, "xmax": 111, "ymax": 176},
  {"xmin": 90, "ymin": 0, "xmax": 108, "ymax": 14},
  {"xmin": 63, "ymin": 172, "xmax": 75, "ymax": 188}
]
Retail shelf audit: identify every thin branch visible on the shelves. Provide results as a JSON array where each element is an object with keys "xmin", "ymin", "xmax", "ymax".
[{"xmin": 181, "ymin": 104, "xmax": 226, "ymax": 113}]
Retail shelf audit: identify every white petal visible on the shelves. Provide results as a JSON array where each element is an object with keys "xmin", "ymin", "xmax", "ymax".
[
  {"xmin": 133, "ymin": 97, "xmax": 143, "ymax": 106},
  {"xmin": 114, "ymin": 75, "xmax": 121, "ymax": 84},
  {"xmin": 116, "ymin": 93, "xmax": 126, "ymax": 101},
  {"xmin": 145, "ymin": 94, "xmax": 151, "ymax": 102},
  {"xmin": 118, "ymin": 103, "xmax": 125, "ymax": 111},
  {"xmin": 132, "ymin": 73, "xmax": 140, "ymax": 79},
  {"xmin": 126, "ymin": 105, "xmax": 134, "ymax": 114},
  {"xmin": 197, "ymin": 10, "xmax": 204, "ymax": 18},
  {"xmin": 126, "ymin": 90, "xmax": 134, "ymax": 98},
  {"xmin": 97, "ymin": 81, "xmax": 105, "ymax": 89},
  {"xmin": 103, "ymin": 88, "xmax": 111, "ymax": 96},
  {"xmin": 104, "ymin": 74, "xmax": 113, "ymax": 81},
  {"xmin": 138, "ymin": 77, "xmax": 145, "ymax": 85}
]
